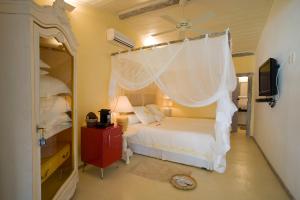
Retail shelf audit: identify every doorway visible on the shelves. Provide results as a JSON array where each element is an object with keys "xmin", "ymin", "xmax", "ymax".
[{"xmin": 231, "ymin": 73, "xmax": 253, "ymax": 136}]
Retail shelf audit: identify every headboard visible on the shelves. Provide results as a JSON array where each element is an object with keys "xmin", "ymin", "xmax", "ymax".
[
  {"xmin": 126, "ymin": 93, "xmax": 157, "ymax": 106},
  {"xmin": 123, "ymin": 84, "xmax": 158, "ymax": 106}
]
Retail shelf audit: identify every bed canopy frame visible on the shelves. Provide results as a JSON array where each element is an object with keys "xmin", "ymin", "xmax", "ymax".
[
  {"xmin": 109, "ymin": 29, "xmax": 237, "ymax": 173},
  {"xmin": 111, "ymin": 29, "xmax": 231, "ymax": 56}
]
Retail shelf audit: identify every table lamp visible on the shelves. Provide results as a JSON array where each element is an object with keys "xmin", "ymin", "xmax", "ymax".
[
  {"xmin": 162, "ymin": 95, "xmax": 173, "ymax": 116},
  {"xmin": 113, "ymin": 96, "xmax": 133, "ymax": 132}
]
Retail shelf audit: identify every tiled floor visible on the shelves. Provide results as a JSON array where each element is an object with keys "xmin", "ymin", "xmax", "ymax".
[{"xmin": 72, "ymin": 132, "xmax": 290, "ymax": 200}]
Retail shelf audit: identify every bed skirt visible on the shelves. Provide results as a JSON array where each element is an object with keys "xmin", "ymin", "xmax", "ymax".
[{"xmin": 128, "ymin": 142, "xmax": 213, "ymax": 171}]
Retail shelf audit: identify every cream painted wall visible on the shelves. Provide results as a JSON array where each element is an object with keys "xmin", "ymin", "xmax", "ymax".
[
  {"xmin": 171, "ymin": 103, "xmax": 217, "ymax": 119},
  {"xmin": 233, "ymin": 55, "xmax": 256, "ymax": 73},
  {"xmin": 254, "ymin": 0, "xmax": 300, "ymax": 199}
]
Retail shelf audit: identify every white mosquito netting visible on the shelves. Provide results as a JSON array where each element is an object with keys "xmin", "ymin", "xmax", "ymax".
[{"xmin": 109, "ymin": 32, "xmax": 237, "ymax": 173}]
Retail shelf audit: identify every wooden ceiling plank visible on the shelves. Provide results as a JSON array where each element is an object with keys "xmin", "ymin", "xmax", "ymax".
[{"xmin": 118, "ymin": 0, "xmax": 180, "ymax": 20}]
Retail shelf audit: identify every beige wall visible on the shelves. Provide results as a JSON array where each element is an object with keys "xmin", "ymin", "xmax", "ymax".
[
  {"xmin": 171, "ymin": 103, "xmax": 217, "ymax": 119},
  {"xmin": 233, "ymin": 55, "xmax": 256, "ymax": 73},
  {"xmin": 254, "ymin": 0, "xmax": 300, "ymax": 199}
]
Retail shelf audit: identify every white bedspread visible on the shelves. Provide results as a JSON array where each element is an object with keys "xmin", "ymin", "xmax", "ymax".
[{"xmin": 126, "ymin": 117, "xmax": 216, "ymax": 163}]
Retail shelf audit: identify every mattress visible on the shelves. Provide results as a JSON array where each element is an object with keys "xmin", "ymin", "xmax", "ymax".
[{"xmin": 126, "ymin": 117, "xmax": 216, "ymax": 165}]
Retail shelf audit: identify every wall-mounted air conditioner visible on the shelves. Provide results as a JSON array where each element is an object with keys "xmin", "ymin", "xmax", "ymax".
[{"xmin": 107, "ymin": 28, "xmax": 135, "ymax": 49}]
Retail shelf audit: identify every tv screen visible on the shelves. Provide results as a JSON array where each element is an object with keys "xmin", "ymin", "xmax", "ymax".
[{"xmin": 259, "ymin": 58, "xmax": 279, "ymax": 96}]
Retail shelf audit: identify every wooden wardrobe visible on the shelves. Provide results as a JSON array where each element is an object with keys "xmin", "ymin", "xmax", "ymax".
[{"xmin": 0, "ymin": 0, "xmax": 78, "ymax": 199}]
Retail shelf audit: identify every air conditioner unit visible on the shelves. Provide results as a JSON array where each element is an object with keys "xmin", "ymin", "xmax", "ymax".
[{"xmin": 107, "ymin": 28, "xmax": 135, "ymax": 49}]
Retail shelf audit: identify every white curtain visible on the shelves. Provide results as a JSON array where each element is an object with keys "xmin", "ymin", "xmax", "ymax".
[{"xmin": 109, "ymin": 32, "xmax": 237, "ymax": 173}]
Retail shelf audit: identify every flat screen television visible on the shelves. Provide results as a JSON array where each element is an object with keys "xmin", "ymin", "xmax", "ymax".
[{"xmin": 259, "ymin": 58, "xmax": 279, "ymax": 96}]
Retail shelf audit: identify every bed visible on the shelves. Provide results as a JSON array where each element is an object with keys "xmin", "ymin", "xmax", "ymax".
[
  {"xmin": 111, "ymin": 32, "xmax": 236, "ymax": 173},
  {"xmin": 124, "ymin": 117, "xmax": 218, "ymax": 170}
]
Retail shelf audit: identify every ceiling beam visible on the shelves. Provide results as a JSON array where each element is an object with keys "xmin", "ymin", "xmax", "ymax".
[
  {"xmin": 118, "ymin": 0, "xmax": 182, "ymax": 20},
  {"xmin": 232, "ymin": 52, "xmax": 255, "ymax": 57}
]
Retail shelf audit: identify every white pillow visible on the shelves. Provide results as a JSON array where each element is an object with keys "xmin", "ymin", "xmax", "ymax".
[
  {"xmin": 40, "ymin": 96, "xmax": 71, "ymax": 115},
  {"xmin": 39, "ymin": 96, "xmax": 72, "ymax": 128},
  {"xmin": 146, "ymin": 104, "xmax": 165, "ymax": 121},
  {"xmin": 40, "ymin": 75, "xmax": 71, "ymax": 97},
  {"xmin": 127, "ymin": 114, "xmax": 141, "ymax": 125},
  {"xmin": 40, "ymin": 60, "xmax": 51, "ymax": 69},
  {"xmin": 40, "ymin": 69, "xmax": 49, "ymax": 75},
  {"xmin": 39, "ymin": 112, "xmax": 72, "ymax": 129},
  {"xmin": 133, "ymin": 106, "xmax": 156, "ymax": 125}
]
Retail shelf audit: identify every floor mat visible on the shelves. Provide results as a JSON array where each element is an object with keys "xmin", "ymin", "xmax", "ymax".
[{"xmin": 130, "ymin": 157, "xmax": 192, "ymax": 182}]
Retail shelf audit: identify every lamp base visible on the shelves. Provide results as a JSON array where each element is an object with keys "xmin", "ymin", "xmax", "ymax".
[
  {"xmin": 161, "ymin": 107, "xmax": 172, "ymax": 117},
  {"xmin": 116, "ymin": 115, "xmax": 128, "ymax": 132}
]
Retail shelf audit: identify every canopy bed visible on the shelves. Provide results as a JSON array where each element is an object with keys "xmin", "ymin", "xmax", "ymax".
[{"xmin": 109, "ymin": 30, "xmax": 237, "ymax": 173}]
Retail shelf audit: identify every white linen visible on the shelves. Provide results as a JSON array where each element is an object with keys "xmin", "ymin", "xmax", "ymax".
[
  {"xmin": 39, "ymin": 112, "xmax": 71, "ymax": 129},
  {"xmin": 44, "ymin": 121, "xmax": 72, "ymax": 139},
  {"xmin": 39, "ymin": 96, "xmax": 71, "ymax": 134},
  {"xmin": 126, "ymin": 117, "xmax": 219, "ymax": 169},
  {"xmin": 39, "ymin": 73, "xmax": 72, "ymax": 138},
  {"xmin": 40, "ymin": 75, "xmax": 71, "ymax": 97},
  {"xmin": 127, "ymin": 114, "xmax": 141, "ymax": 125},
  {"xmin": 109, "ymin": 32, "xmax": 237, "ymax": 173},
  {"xmin": 40, "ymin": 69, "xmax": 49, "ymax": 75},
  {"xmin": 133, "ymin": 106, "xmax": 156, "ymax": 125},
  {"xmin": 145, "ymin": 104, "xmax": 165, "ymax": 121},
  {"xmin": 40, "ymin": 96, "xmax": 71, "ymax": 115},
  {"xmin": 129, "ymin": 143, "xmax": 212, "ymax": 170},
  {"xmin": 40, "ymin": 111, "xmax": 72, "ymax": 139},
  {"xmin": 40, "ymin": 59, "xmax": 51, "ymax": 69}
]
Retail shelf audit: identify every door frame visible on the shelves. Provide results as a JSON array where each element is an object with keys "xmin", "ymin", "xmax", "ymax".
[{"xmin": 236, "ymin": 73, "xmax": 253, "ymax": 137}]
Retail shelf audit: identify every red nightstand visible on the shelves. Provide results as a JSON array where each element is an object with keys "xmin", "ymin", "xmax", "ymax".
[{"xmin": 81, "ymin": 125, "xmax": 122, "ymax": 178}]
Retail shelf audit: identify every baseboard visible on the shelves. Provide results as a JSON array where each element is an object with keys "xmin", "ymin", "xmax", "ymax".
[{"xmin": 251, "ymin": 136, "xmax": 295, "ymax": 200}]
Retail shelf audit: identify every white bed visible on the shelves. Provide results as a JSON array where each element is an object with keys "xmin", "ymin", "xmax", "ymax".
[{"xmin": 125, "ymin": 117, "xmax": 218, "ymax": 170}]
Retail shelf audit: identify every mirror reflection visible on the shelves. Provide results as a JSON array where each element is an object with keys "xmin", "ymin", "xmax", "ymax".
[{"xmin": 39, "ymin": 36, "xmax": 74, "ymax": 200}]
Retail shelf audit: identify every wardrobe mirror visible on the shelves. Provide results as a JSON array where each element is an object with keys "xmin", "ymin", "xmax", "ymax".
[{"xmin": 39, "ymin": 36, "xmax": 74, "ymax": 200}]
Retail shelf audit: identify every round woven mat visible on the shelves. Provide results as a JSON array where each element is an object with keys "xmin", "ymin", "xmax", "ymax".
[{"xmin": 170, "ymin": 174, "xmax": 197, "ymax": 190}]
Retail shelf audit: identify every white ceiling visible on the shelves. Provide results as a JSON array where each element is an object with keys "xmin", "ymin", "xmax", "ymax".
[
  {"xmin": 78, "ymin": 0, "xmax": 274, "ymax": 53},
  {"xmin": 78, "ymin": 0, "xmax": 151, "ymax": 9}
]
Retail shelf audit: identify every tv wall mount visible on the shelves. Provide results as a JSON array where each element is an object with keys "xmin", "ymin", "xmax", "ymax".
[{"xmin": 256, "ymin": 97, "xmax": 276, "ymax": 108}]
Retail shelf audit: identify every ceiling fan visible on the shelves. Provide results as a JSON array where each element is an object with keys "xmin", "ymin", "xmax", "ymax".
[{"xmin": 151, "ymin": 0, "xmax": 215, "ymax": 39}]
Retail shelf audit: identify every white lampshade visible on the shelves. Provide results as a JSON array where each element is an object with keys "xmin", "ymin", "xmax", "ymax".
[
  {"xmin": 113, "ymin": 96, "xmax": 133, "ymax": 113},
  {"xmin": 162, "ymin": 95, "xmax": 173, "ymax": 107}
]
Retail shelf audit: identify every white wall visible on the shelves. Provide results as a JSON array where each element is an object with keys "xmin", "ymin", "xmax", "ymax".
[{"xmin": 254, "ymin": 0, "xmax": 300, "ymax": 199}]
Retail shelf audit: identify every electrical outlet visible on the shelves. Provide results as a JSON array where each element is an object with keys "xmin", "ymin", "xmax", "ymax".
[{"xmin": 289, "ymin": 52, "xmax": 296, "ymax": 64}]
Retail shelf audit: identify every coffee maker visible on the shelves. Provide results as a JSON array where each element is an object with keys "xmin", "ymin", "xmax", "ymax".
[{"xmin": 97, "ymin": 109, "xmax": 111, "ymax": 128}]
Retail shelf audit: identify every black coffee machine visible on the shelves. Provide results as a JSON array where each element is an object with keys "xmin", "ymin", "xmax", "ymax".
[{"xmin": 97, "ymin": 109, "xmax": 111, "ymax": 128}]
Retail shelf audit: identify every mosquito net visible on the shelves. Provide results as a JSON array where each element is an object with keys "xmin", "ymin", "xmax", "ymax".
[{"xmin": 109, "ymin": 32, "xmax": 237, "ymax": 173}]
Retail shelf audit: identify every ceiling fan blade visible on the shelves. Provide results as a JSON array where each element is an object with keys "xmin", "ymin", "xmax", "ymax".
[
  {"xmin": 190, "ymin": 11, "xmax": 215, "ymax": 25},
  {"xmin": 161, "ymin": 15, "xmax": 179, "ymax": 25},
  {"xmin": 151, "ymin": 28, "xmax": 177, "ymax": 37}
]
